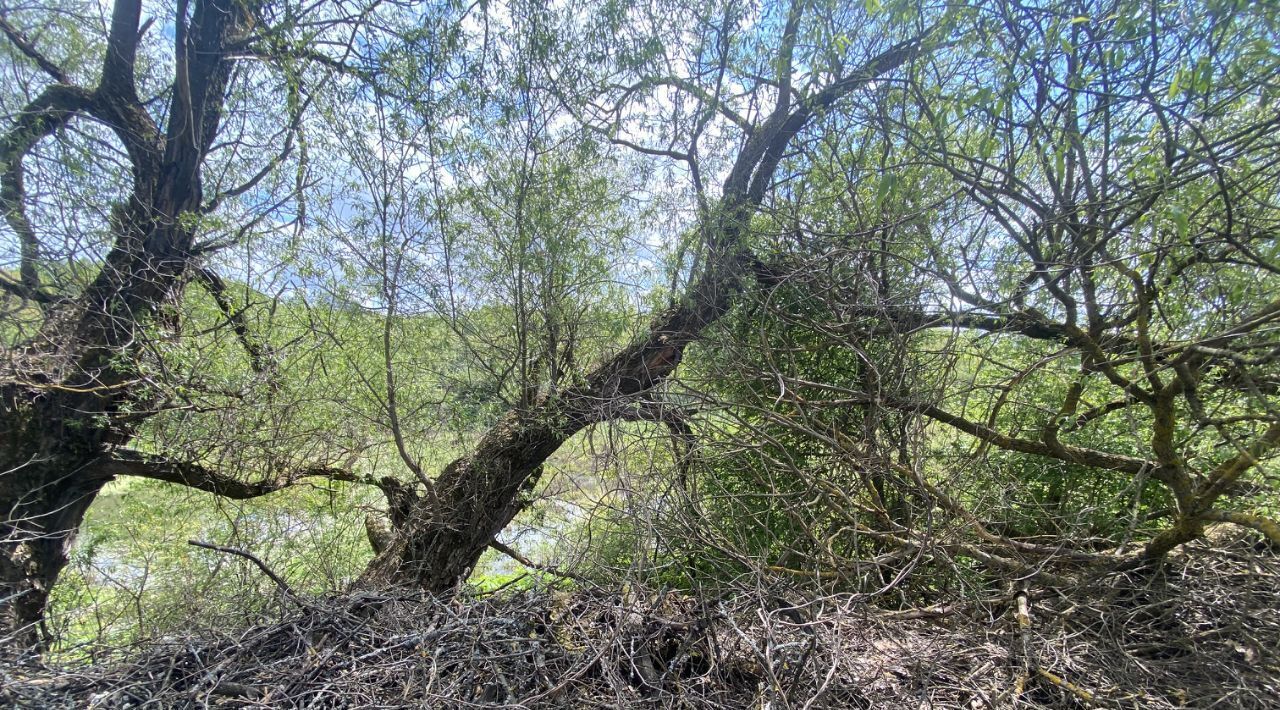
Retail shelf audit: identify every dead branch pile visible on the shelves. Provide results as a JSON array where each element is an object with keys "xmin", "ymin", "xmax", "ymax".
[{"xmin": 2, "ymin": 537, "xmax": 1276, "ymax": 709}]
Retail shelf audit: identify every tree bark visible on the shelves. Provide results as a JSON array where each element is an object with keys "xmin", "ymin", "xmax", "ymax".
[
  {"xmin": 361, "ymin": 298, "xmax": 723, "ymax": 589},
  {"xmin": 0, "ymin": 463, "xmax": 109, "ymax": 655},
  {"xmin": 0, "ymin": 388, "xmax": 118, "ymax": 656}
]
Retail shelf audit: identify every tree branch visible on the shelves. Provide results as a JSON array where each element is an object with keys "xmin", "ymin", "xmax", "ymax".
[
  {"xmin": 487, "ymin": 540, "xmax": 587, "ymax": 583},
  {"xmin": 100, "ymin": 0, "xmax": 143, "ymax": 100},
  {"xmin": 201, "ymin": 72, "xmax": 312, "ymax": 213},
  {"xmin": 188, "ymin": 540, "xmax": 304, "ymax": 604},
  {"xmin": 1202, "ymin": 510, "xmax": 1280, "ymax": 547},
  {"xmin": 914, "ymin": 402, "xmax": 1155, "ymax": 475},
  {"xmin": 193, "ymin": 267, "xmax": 270, "ymax": 374},
  {"xmin": 639, "ymin": 76, "xmax": 751, "ymax": 132},
  {"xmin": 105, "ymin": 448, "xmax": 372, "ymax": 499},
  {"xmin": 0, "ymin": 84, "xmax": 94, "ymax": 295},
  {"xmin": 0, "ymin": 14, "xmax": 70, "ymax": 84},
  {"xmin": 0, "ymin": 272, "xmax": 57, "ymax": 304},
  {"xmin": 613, "ymin": 399, "xmax": 698, "ymax": 484},
  {"xmin": 1197, "ymin": 422, "xmax": 1280, "ymax": 505}
]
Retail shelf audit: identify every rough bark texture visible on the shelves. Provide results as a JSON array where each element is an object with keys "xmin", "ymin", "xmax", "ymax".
[
  {"xmin": 361, "ymin": 302, "xmax": 723, "ymax": 590},
  {"xmin": 0, "ymin": 415, "xmax": 114, "ymax": 653}
]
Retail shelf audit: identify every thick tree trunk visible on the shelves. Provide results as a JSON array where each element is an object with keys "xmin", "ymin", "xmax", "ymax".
[
  {"xmin": 0, "ymin": 391, "xmax": 114, "ymax": 657},
  {"xmin": 0, "ymin": 467, "xmax": 107, "ymax": 656},
  {"xmin": 362, "ymin": 410, "xmax": 576, "ymax": 590},
  {"xmin": 362, "ymin": 299, "xmax": 718, "ymax": 589},
  {"xmin": 0, "ymin": 0, "xmax": 248, "ymax": 657}
]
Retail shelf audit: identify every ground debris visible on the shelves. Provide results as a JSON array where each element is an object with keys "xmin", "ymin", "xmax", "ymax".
[{"xmin": 2, "ymin": 540, "xmax": 1277, "ymax": 708}]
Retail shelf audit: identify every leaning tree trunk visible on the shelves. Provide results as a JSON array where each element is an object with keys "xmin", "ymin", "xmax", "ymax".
[
  {"xmin": 361, "ymin": 32, "xmax": 925, "ymax": 591},
  {"xmin": 361, "ymin": 296, "xmax": 724, "ymax": 590}
]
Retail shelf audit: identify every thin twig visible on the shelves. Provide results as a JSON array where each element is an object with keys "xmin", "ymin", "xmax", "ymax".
[{"xmin": 188, "ymin": 540, "xmax": 304, "ymax": 607}]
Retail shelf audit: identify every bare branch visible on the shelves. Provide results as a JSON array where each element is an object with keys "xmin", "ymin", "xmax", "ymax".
[
  {"xmin": 0, "ymin": 84, "xmax": 94, "ymax": 295},
  {"xmin": 0, "ymin": 14, "xmax": 70, "ymax": 84},
  {"xmin": 1197, "ymin": 422, "xmax": 1280, "ymax": 504},
  {"xmin": 1202, "ymin": 510, "xmax": 1280, "ymax": 547},
  {"xmin": 640, "ymin": 76, "xmax": 751, "ymax": 132},
  {"xmin": 0, "ymin": 272, "xmax": 57, "ymax": 304},
  {"xmin": 188, "ymin": 540, "xmax": 304, "ymax": 605},
  {"xmin": 192, "ymin": 267, "xmax": 271, "ymax": 374},
  {"xmin": 105, "ymin": 448, "xmax": 372, "ymax": 499},
  {"xmin": 914, "ymin": 402, "xmax": 1155, "ymax": 475},
  {"xmin": 488, "ymin": 540, "xmax": 587, "ymax": 583}
]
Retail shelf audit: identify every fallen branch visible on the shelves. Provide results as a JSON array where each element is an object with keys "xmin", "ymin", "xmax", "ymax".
[{"xmin": 1035, "ymin": 667, "xmax": 1096, "ymax": 703}]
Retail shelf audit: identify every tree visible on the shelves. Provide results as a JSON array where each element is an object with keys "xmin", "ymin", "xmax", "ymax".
[
  {"xmin": 0, "ymin": 0, "xmax": 381, "ymax": 654},
  {"xmin": 359, "ymin": 0, "xmax": 932, "ymax": 592},
  {"xmin": 654, "ymin": 0, "xmax": 1280, "ymax": 592},
  {"xmin": 23, "ymin": 0, "xmax": 1273, "ymax": 662},
  {"xmin": 884, "ymin": 0, "xmax": 1280, "ymax": 562}
]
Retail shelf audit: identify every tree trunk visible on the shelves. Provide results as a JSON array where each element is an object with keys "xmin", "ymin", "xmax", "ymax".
[
  {"xmin": 362, "ymin": 410, "xmax": 574, "ymax": 590},
  {"xmin": 0, "ymin": 391, "xmax": 114, "ymax": 657},
  {"xmin": 0, "ymin": 468, "xmax": 107, "ymax": 657},
  {"xmin": 0, "ymin": 0, "xmax": 249, "ymax": 656},
  {"xmin": 362, "ymin": 299, "xmax": 716, "ymax": 589}
]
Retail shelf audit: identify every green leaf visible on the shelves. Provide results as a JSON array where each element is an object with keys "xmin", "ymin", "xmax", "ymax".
[
  {"xmin": 1169, "ymin": 206, "xmax": 1189, "ymax": 239},
  {"xmin": 875, "ymin": 173, "xmax": 898, "ymax": 209}
]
